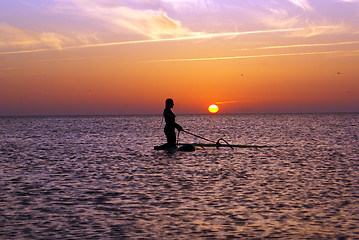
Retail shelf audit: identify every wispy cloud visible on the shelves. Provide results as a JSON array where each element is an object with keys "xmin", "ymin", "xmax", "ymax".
[
  {"xmin": 160, "ymin": 0, "xmax": 216, "ymax": 12},
  {"xmin": 287, "ymin": 0, "xmax": 312, "ymax": 10},
  {"xmin": 0, "ymin": 23, "xmax": 71, "ymax": 50},
  {"xmin": 260, "ymin": 1, "xmax": 352, "ymax": 37},
  {"xmin": 339, "ymin": 0, "xmax": 359, "ymax": 2},
  {"xmin": 53, "ymin": 0, "xmax": 191, "ymax": 39},
  {"xmin": 0, "ymin": 22, "xmax": 102, "ymax": 53},
  {"xmin": 261, "ymin": 13, "xmax": 347, "ymax": 37}
]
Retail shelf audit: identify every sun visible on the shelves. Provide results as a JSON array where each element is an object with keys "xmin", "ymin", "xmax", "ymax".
[{"xmin": 208, "ymin": 104, "xmax": 219, "ymax": 114}]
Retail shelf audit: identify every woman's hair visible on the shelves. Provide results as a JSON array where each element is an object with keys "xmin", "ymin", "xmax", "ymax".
[{"xmin": 165, "ymin": 98, "xmax": 174, "ymax": 107}]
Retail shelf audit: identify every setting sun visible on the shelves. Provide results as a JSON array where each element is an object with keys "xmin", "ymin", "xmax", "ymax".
[{"xmin": 208, "ymin": 104, "xmax": 219, "ymax": 114}]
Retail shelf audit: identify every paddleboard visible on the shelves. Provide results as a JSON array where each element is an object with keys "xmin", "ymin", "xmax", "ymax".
[
  {"xmin": 154, "ymin": 143, "xmax": 271, "ymax": 151},
  {"xmin": 154, "ymin": 144, "xmax": 195, "ymax": 152}
]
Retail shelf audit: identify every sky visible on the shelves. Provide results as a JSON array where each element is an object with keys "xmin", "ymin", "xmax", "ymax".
[{"xmin": 1, "ymin": 0, "xmax": 359, "ymax": 115}]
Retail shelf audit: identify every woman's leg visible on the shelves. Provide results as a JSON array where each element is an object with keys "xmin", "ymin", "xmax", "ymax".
[{"xmin": 165, "ymin": 129, "xmax": 176, "ymax": 147}]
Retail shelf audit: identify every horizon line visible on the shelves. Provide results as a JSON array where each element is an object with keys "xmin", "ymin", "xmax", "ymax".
[{"xmin": 1, "ymin": 111, "xmax": 358, "ymax": 118}]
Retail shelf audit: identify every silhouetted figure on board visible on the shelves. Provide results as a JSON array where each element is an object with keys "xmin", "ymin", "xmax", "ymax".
[{"xmin": 154, "ymin": 98, "xmax": 183, "ymax": 150}]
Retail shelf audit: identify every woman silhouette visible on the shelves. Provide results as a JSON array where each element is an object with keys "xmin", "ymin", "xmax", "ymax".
[
  {"xmin": 155, "ymin": 98, "xmax": 183, "ymax": 150},
  {"xmin": 163, "ymin": 98, "xmax": 183, "ymax": 147}
]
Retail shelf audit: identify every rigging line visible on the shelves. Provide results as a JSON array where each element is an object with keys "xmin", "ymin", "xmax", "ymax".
[
  {"xmin": 183, "ymin": 130, "xmax": 235, "ymax": 150},
  {"xmin": 177, "ymin": 130, "xmax": 180, "ymax": 145},
  {"xmin": 182, "ymin": 130, "xmax": 216, "ymax": 144},
  {"xmin": 216, "ymin": 138, "xmax": 234, "ymax": 150}
]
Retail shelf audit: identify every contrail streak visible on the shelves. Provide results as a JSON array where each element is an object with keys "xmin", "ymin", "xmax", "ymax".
[
  {"xmin": 0, "ymin": 26, "xmax": 340, "ymax": 55},
  {"xmin": 253, "ymin": 40, "xmax": 359, "ymax": 50},
  {"xmin": 0, "ymin": 48, "xmax": 53, "ymax": 55},
  {"xmin": 147, "ymin": 50, "xmax": 350, "ymax": 63}
]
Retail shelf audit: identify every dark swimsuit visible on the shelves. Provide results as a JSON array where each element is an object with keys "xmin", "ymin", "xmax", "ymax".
[{"xmin": 163, "ymin": 108, "xmax": 181, "ymax": 147}]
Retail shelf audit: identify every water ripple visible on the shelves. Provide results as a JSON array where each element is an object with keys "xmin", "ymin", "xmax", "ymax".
[{"xmin": 0, "ymin": 114, "xmax": 358, "ymax": 239}]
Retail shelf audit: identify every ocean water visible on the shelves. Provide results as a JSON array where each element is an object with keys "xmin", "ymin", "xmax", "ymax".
[{"xmin": 0, "ymin": 114, "xmax": 358, "ymax": 239}]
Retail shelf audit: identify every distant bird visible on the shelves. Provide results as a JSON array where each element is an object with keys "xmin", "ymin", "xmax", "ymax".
[{"xmin": 337, "ymin": 72, "xmax": 342, "ymax": 75}]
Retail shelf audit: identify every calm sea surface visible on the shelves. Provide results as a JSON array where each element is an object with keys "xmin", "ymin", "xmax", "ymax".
[{"xmin": 0, "ymin": 114, "xmax": 358, "ymax": 239}]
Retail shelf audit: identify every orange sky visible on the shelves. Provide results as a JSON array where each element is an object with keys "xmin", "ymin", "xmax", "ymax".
[{"xmin": 1, "ymin": 0, "xmax": 359, "ymax": 115}]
